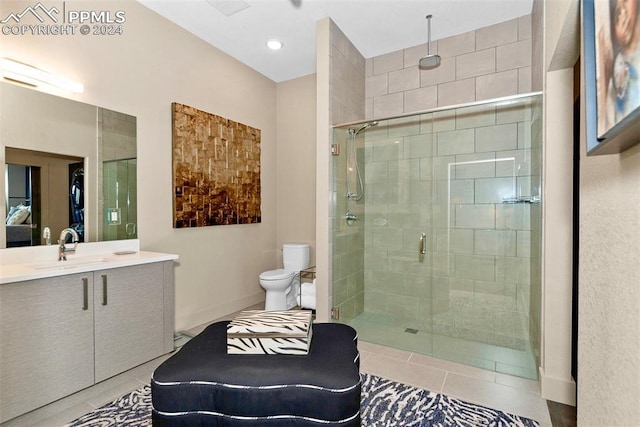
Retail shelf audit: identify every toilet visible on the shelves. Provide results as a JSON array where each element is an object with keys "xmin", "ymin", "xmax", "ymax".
[{"xmin": 259, "ymin": 243, "xmax": 310, "ymax": 311}]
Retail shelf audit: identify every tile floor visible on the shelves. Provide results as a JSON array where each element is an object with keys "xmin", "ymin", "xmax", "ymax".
[
  {"xmin": 349, "ymin": 308, "xmax": 538, "ymax": 380},
  {"xmin": 1, "ymin": 303, "xmax": 558, "ymax": 427}
]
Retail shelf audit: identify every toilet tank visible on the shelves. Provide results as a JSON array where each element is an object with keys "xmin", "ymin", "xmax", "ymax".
[{"xmin": 283, "ymin": 243, "xmax": 310, "ymax": 272}]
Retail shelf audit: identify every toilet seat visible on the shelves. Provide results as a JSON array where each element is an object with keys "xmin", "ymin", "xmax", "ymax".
[{"xmin": 259, "ymin": 269, "xmax": 295, "ymax": 281}]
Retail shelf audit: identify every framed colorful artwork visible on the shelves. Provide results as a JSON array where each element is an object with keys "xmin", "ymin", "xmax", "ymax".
[{"xmin": 584, "ymin": 0, "xmax": 640, "ymax": 155}]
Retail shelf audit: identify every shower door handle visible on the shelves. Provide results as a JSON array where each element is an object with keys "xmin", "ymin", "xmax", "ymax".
[{"xmin": 419, "ymin": 233, "xmax": 426, "ymax": 255}]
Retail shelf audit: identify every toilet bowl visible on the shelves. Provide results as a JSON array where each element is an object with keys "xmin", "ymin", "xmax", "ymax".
[
  {"xmin": 259, "ymin": 269, "xmax": 297, "ymax": 311},
  {"xmin": 259, "ymin": 243, "xmax": 309, "ymax": 311}
]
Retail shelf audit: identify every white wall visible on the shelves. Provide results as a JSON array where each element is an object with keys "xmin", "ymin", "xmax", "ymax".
[
  {"xmin": 577, "ymin": 3, "xmax": 640, "ymax": 422},
  {"xmin": 0, "ymin": 0, "xmax": 279, "ymax": 331},
  {"xmin": 276, "ymin": 75, "xmax": 317, "ymax": 265},
  {"xmin": 578, "ymin": 144, "xmax": 640, "ymax": 424},
  {"xmin": 540, "ymin": 68, "xmax": 575, "ymax": 404},
  {"xmin": 543, "ymin": 0, "xmax": 640, "ymax": 418}
]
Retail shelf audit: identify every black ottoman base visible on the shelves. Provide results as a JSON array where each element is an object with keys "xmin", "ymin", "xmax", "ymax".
[
  {"xmin": 151, "ymin": 411, "xmax": 359, "ymax": 427},
  {"xmin": 151, "ymin": 321, "xmax": 361, "ymax": 426}
]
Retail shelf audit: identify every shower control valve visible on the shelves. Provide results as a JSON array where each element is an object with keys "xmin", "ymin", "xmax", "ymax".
[{"xmin": 344, "ymin": 211, "xmax": 358, "ymax": 226}]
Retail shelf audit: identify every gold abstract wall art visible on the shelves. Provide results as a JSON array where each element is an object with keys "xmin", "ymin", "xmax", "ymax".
[{"xmin": 172, "ymin": 103, "xmax": 261, "ymax": 227}]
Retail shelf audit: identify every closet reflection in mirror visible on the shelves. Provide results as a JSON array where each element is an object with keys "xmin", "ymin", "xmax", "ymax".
[
  {"xmin": 1, "ymin": 81, "xmax": 137, "ymax": 249},
  {"xmin": 5, "ymin": 149, "xmax": 83, "ymax": 247}
]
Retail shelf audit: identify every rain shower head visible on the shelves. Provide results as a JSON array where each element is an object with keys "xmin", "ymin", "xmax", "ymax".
[
  {"xmin": 419, "ymin": 15, "xmax": 441, "ymax": 70},
  {"xmin": 419, "ymin": 55, "xmax": 441, "ymax": 69}
]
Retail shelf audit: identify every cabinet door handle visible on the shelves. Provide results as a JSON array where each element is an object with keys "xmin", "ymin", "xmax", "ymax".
[
  {"xmin": 82, "ymin": 277, "xmax": 88, "ymax": 310},
  {"xmin": 102, "ymin": 274, "xmax": 108, "ymax": 306}
]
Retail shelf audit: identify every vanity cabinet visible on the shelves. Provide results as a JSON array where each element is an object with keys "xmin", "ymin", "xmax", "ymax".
[
  {"xmin": 94, "ymin": 263, "xmax": 166, "ymax": 382},
  {"xmin": 0, "ymin": 273, "xmax": 95, "ymax": 422},
  {"xmin": 0, "ymin": 260, "xmax": 175, "ymax": 423}
]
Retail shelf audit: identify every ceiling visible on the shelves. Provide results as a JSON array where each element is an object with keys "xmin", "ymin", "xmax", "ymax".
[{"xmin": 138, "ymin": 0, "xmax": 534, "ymax": 83}]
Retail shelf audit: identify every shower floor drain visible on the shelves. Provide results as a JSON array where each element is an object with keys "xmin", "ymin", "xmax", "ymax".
[{"xmin": 404, "ymin": 328, "xmax": 419, "ymax": 334}]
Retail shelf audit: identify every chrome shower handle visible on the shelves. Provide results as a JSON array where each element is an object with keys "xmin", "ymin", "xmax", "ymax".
[{"xmin": 419, "ymin": 233, "xmax": 426, "ymax": 255}]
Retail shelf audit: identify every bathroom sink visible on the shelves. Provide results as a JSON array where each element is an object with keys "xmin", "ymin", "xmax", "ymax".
[{"xmin": 31, "ymin": 257, "xmax": 109, "ymax": 270}]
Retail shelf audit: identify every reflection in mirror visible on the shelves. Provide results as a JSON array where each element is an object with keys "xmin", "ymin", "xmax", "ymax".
[
  {"xmin": 0, "ymin": 82, "xmax": 137, "ymax": 249},
  {"xmin": 98, "ymin": 108, "xmax": 137, "ymax": 242},
  {"xmin": 102, "ymin": 159, "xmax": 137, "ymax": 240},
  {"xmin": 5, "ymin": 148, "xmax": 83, "ymax": 247},
  {"xmin": 5, "ymin": 163, "xmax": 39, "ymax": 247}
]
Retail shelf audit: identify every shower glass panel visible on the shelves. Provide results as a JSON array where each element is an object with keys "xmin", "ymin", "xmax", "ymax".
[
  {"xmin": 331, "ymin": 94, "xmax": 542, "ymax": 380},
  {"xmin": 102, "ymin": 158, "xmax": 137, "ymax": 241}
]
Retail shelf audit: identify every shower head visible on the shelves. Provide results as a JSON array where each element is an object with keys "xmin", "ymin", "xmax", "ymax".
[
  {"xmin": 419, "ymin": 55, "xmax": 441, "ymax": 69},
  {"xmin": 419, "ymin": 14, "xmax": 441, "ymax": 70},
  {"xmin": 350, "ymin": 121, "xmax": 379, "ymax": 136}
]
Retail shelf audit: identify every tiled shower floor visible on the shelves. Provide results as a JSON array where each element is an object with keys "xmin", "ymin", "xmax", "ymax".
[{"xmin": 347, "ymin": 294, "xmax": 538, "ymax": 380}]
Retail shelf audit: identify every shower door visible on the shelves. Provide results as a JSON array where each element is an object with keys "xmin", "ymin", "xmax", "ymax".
[
  {"xmin": 332, "ymin": 113, "xmax": 439, "ymax": 356},
  {"xmin": 331, "ymin": 95, "xmax": 542, "ymax": 379}
]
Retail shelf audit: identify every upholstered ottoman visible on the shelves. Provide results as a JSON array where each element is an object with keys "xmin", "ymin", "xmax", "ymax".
[{"xmin": 151, "ymin": 321, "xmax": 361, "ymax": 426}]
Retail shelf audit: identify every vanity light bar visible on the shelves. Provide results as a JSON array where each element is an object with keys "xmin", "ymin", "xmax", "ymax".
[{"xmin": 0, "ymin": 58, "xmax": 84, "ymax": 94}]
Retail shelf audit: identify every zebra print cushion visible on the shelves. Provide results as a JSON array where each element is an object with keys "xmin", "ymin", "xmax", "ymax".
[{"xmin": 227, "ymin": 310, "xmax": 313, "ymax": 355}]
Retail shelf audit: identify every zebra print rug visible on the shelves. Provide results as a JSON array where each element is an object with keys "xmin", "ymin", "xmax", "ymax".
[{"xmin": 66, "ymin": 373, "xmax": 539, "ymax": 426}]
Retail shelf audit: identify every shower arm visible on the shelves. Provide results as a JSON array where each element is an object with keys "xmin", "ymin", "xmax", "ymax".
[{"xmin": 427, "ymin": 14, "xmax": 433, "ymax": 55}]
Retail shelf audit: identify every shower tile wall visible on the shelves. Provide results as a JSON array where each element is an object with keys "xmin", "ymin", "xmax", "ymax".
[
  {"xmin": 363, "ymin": 99, "xmax": 537, "ymax": 352},
  {"xmin": 328, "ymin": 20, "xmax": 366, "ymax": 323},
  {"xmin": 365, "ymin": 15, "xmax": 532, "ymax": 119},
  {"xmin": 100, "ymin": 109, "xmax": 137, "ymax": 162}
]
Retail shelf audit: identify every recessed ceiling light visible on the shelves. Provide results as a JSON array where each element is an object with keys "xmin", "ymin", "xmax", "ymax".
[{"xmin": 266, "ymin": 40, "xmax": 283, "ymax": 50}]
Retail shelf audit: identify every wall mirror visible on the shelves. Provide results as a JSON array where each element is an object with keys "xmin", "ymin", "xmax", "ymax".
[{"xmin": 1, "ymin": 82, "xmax": 137, "ymax": 249}]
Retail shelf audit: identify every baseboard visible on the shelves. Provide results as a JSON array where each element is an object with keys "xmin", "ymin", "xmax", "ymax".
[
  {"xmin": 175, "ymin": 292, "xmax": 265, "ymax": 331},
  {"xmin": 539, "ymin": 367, "xmax": 576, "ymax": 406}
]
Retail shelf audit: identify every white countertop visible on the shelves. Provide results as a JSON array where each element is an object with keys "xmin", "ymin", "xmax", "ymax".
[{"xmin": 0, "ymin": 240, "xmax": 178, "ymax": 284}]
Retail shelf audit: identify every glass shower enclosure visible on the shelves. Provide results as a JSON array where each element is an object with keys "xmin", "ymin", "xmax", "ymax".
[
  {"xmin": 102, "ymin": 158, "xmax": 137, "ymax": 240},
  {"xmin": 331, "ymin": 93, "xmax": 542, "ymax": 379}
]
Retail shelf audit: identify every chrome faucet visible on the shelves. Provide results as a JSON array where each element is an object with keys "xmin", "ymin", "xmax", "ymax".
[{"xmin": 58, "ymin": 228, "xmax": 79, "ymax": 261}]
